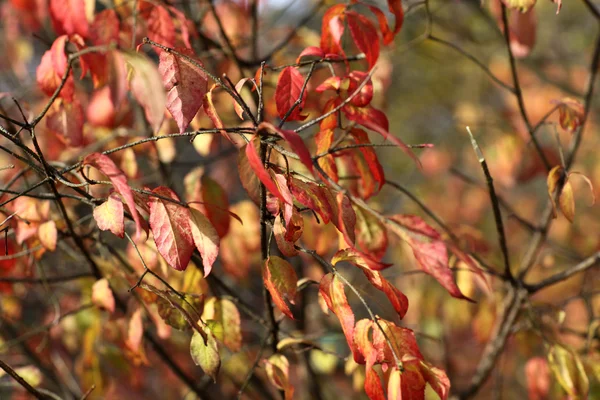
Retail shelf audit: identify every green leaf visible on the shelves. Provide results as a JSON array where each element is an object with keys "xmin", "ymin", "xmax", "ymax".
[
  {"xmin": 548, "ymin": 344, "xmax": 589, "ymax": 399},
  {"xmin": 190, "ymin": 326, "xmax": 221, "ymax": 382}
]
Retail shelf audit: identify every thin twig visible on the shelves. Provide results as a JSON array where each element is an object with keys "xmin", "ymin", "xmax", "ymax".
[{"xmin": 466, "ymin": 127, "xmax": 513, "ymax": 282}]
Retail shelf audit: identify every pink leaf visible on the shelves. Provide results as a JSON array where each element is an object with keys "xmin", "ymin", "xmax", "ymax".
[
  {"xmin": 83, "ymin": 153, "xmax": 143, "ymax": 241},
  {"xmin": 148, "ymin": 186, "xmax": 195, "ymax": 271},
  {"xmin": 49, "ymin": 0, "xmax": 89, "ymax": 38},
  {"xmin": 346, "ymin": 11, "xmax": 380, "ymax": 69},
  {"xmin": 189, "ymin": 208, "xmax": 219, "ymax": 277},
  {"xmin": 93, "ymin": 193, "xmax": 125, "ymax": 238},
  {"xmin": 159, "ymin": 48, "xmax": 208, "ymax": 133}
]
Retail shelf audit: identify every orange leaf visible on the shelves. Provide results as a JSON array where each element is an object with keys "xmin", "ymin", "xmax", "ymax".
[
  {"xmin": 263, "ymin": 256, "xmax": 298, "ymax": 319},
  {"xmin": 91, "ymin": 278, "xmax": 115, "ymax": 313}
]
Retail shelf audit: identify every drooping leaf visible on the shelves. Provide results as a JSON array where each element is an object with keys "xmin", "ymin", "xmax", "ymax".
[
  {"xmin": 91, "ymin": 278, "xmax": 115, "ymax": 313},
  {"xmin": 156, "ymin": 293, "xmax": 204, "ymax": 331},
  {"xmin": 190, "ymin": 325, "xmax": 221, "ymax": 382},
  {"xmin": 319, "ymin": 273, "xmax": 363, "ymax": 363},
  {"xmin": 558, "ymin": 179, "xmax": 575, "ymax": 223},
  {"xmin": 320, "ymin": 4, "xmax": 347, "ymax": 55},
  {"xmin": 354, "ymin": 319, "xmax": 385, "ymax": 400},
  {"xmin": 145, "ymin": 4, "xmax": 176, "ymax": 49},
  {"xmin": 264, "ymin": 354, "xmax": 295, "ymax": 400},
  {"xmin": 333, "ymin": 249, "xmax": 407, "ymax": 319},
  {"xmin": 275, "ymin": 67, "xmax": 308, "ymax": 122},
  {"xmin": 122, "ymin": 51, "xmax": 167, "ymax": 133},
  {"xmin": 159, "ymin": 48, "xmax": 208, "ymax": 133},
  {"xmin": 49, "ymin": 0, "xmax": 89, "ymax": 38},
  {"xmin": 148, "ymin": 186, "xmax": 195, "ymax": 271},
  {"xmin": 191, "ymin": 175, "xmax": 231, "ymax": 238},
  {"xmin": 259, "ymin": 122, "xmax": 314, "ymax": 173},
  {"xmin": 263, "ymin": 256, "xmax": 298, "ymax": 319},
  {"xmin": 289, "ymin": 178, "xmax": 334, "ymax": 224},
  {"xmin": 202, "ymin": 298, "xmax": 242, "ymax": 352},
  {"xmin": 189, "ymin": 208, "xmax": 219, "ymax": 277},
  {"xmin": 548, "ymin": 344, "xmax": 589, "ymax": 399},
  {"xmin": 203, "ymin": 84, "xmax": 226, "ymax": 136},
  {"xmin": 355, "ymin": 205, "xmax": 388, "ymax": 259},
  {"xmin": 387, "ymin": 215, "xmax": 471, "ymax": 301},
  {"xmin": 346, "ymin": 11, "xmax": 380, "ymax": 69},
  {"xmin": 37, "ymin": 220, "xmax": 57, "ymax": 252},
  {"xmin": 333, "ymin": 192, "xmax": 356, "ymax": 246},
  {"xmin": 83, "ymin": 153, "xmax": 143, "ymax": 241},
  {"xmin": 344, "ymin": 105, "xmax": 420, "ymax": 167},
  {"xmin": 93, "ymin": 194, "xmax": 124, "ymax": 238},
  {"xmin": 552, "ymin": 98, "xmax": 585, "ymax": 133},
  {"xmin": 244, "ymin": 136, "xmax": 290, "ymax": 204},
  {"xmin": 36, "ymin": 35, "xmax": 74, "ymax": 100}
]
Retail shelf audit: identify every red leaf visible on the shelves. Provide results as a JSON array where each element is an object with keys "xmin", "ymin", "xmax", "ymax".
[
  {"xmin": 89, "ymin": 9, "xmax": 119, "ymax": 46},
  {"xmin": 354, "ymin": 319, "xmax": 386, "ymax": 400},
  {"xmin": 148, "ymin": 187, "xmax": 194, "ymax": 271},
  {"xmin": 194, "ymin": 175, "xmax": 231, "ymax": 238},
  {"xmin": 275, "ymin": 67, "xmax": 308, "ymax": 122},
  {"xmin": 46, "ymin": 98, "xmax": 84, "ymax": 147},
  {"xmin": 274, "ymin": 216, "xmax": 299, "ymax": 257},
  {"xmin": 203, "ymin": 85, "xmax": 227, "ymax": 136},
  {"xmin": 526, "ymin": 357, "xmax": 551, "ymax": 400},
  {"xmin": 321, "ymin": 4, "xmax": 347, "ymax": 55},
  {"xmin": 333, "ymin": 192, "xmax": 356, "ymax": 246},
  {"xmin": 388, "ymin": 215, "xmax": 472, "ymax": 301},
  {"xmin": 123, "ymin": 51, "xmax": 167, "ymax": 132},
  {"xmin": 296, "ymin": 46, "xmax": 325, "ymax": 63},
  {"xmin": 83, "ymin": 153, "xmax": 143, "ymax": 241},
  {"xmin": 345, "ymin": 106, "xmax": 421, "ymax": 167},
  {"xmin": 263, "ymin": 256, "xmax": 298, "ymax": 319},
  {"xmin": 333, "ymin": 249, "xmax": 407, "ymax": 318},
  {"xmin": 159, "ymin": 48, "xmax": 208, "ymax": 133},
  {"xmin": 387, "ymin": 0, "xmax": 404, "ymax": 41},
  {"xmin": 346, "ymin": 11, "xmax": 380, "ymax": 69},
  {"xmin": 36, "ymin": 35, "xmax": 74, "ymax": 100},
  {"xmin": 350, "ymin": 129, "xmax": 385, "ymax": 198},
  {"xmin": 289, "ymin": 178, "xmax": 334, "ymax": 224},
  {"xmin": 552, "ymin": 97, "xmax": 585, "ymax": 133},
  {"xmin": 244, "ymin": 136, "xmax": 290, "ymax": 204},
  {"xmin": 146, "ymin": 4, "xmax": 176, "ymax": 49},
  {"xmin": 49, "ymin": 0, "xmax": 89, "ymax": 38},
  {"xmin": 93, "ymin": 193, "xmax": 125, "ymax": 238},
  {"xmin": 319, "ymin": 273, "xmax": 363, "ymax": 363},
  {"xmin": 259, "ymin": 122, "xmax": 313, "ymax": 173},
  {"xmin": 189, "ymin": 208, "xmax": 219, "ymax": 277},
  {"xmin": 347, "ymin": 71, "xmax": 374, "ymax": 108}
]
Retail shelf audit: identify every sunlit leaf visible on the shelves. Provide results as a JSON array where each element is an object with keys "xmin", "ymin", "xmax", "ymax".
[
  {"xmin": 275, "ymin": 67, "xmax": 308, "ymax": 122},
  {"xmin": 263, "ymin": 256, "xmax": 298, "ymax": 319},
  {"xmin": 190, "ymin": 325, "xmax": 220, "ymax": 382},
  {"xmin": 91, "ymin": 278, "xmax": 115, "ymax": 313}
]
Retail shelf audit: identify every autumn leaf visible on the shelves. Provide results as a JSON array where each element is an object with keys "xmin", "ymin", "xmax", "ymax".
[
  {"xmin": 319, "ymin": 273, "xmax": 363, "ymax": 363},
  {"xmin": 146, "ymin": 4, "xmax": 176, "ymax": 49},
  {"xmin": 263, "ymin": 256, "xmax": 298, "ymax": 319},
  {"xmin": 346, "ymin": 11, "xmax": 380, "ymax": 69},
  {"xmin": 189, "ymin": 208, "xmax": 219, "ymax": 277},
  {"xmin": 502, "ymin": 0, "xmax": 537, "ymax": 12},
  {"xmin": 264, "ymin": 354, "xmax": 295, "ymax": 400},
  {"xmin": 49, "ymin": 0, "xmax": 89, "ymax": 38},
  {"xmin": 244, "ymin": 136, "xmax": 290, "ymax": 204},
  {"xmin": 525, "ymin": 357, "xmax": 551, "ymax": 400},
  {"xmin": 37, "ymin": 220, "xmax": 57, "ymax": 252},
  {"xmin": 332, "ymin": 249, "xmax": 407, "ymax": 319},
  {"xmin": 387, "ymin": 215, "xmax": 471, "ymax": 301},
  {"xmin": 122, "ymin": 51, "xmax": 167, "ymax": 133},
  {"xmin": 148, "ymin": 186, "xmax": 195, "ymax": 271},
  {"xmin": 83, "ymin": 153, "xmax": 143, "ymax": 241},
  {"xmin": 159, "ymin": 48, "xmax": 208, "ymax": 133},
  {"xmin": 259, "ymin": 122, "xmax": 314, "ymax": 174},
  {"xmin": 190, "ymin": 325, "xmax": 220, "ymax": 381},
  {"xmin": 321, "ymin": 4, "xmax": 347, "ymax": 55},
  {"xmin": 91, "ymin": 278, "xmax": 115, "ymax": 313},
  {"xmin": 552, "ymin": 98, "xmax": 585, "ymax": 133},
  {"xmin": 36, "ymin": 35, "xmax": 75, "ymax": 100},
  {"xmin": 93, "ymin": 194, "xmax": 124, "ymax": 238},
  {"xmin": 275, "ymin": 67, "xmax": 308, "ymax": 122},
  {"xmin": 202, "ymin": 298, "xmax": 242, "ymax": 352},
  {"xmin": 89, "ymin": 9, "xmax": 119, "ymax": 46},
  {"xmin": 46, "ymin": 98, "xmax": 84, "ymax": 147}
]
